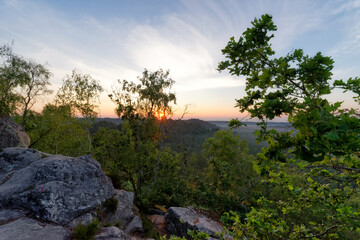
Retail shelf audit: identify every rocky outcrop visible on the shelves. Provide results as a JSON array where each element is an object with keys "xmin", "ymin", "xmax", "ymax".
[
  {"xmin": 103, "ymin": 189, "xmax": 143, "ymax": 234},
  {"xmin": 0, "ymin": 118, "xmax": 30, "ymax": 151},
  {"xmin": 0, "ymin": 147, "xmax": 115, "ymax": 225},
  {"xmin": 166, "ymin": 207, "xmax": 224, "ymax": 238},
  {"xmin": 0, "ymin": 217, "xmax": 72, "ymax": 240},
  {"xmin": 0, "ymin": 147, "xmax": 149, "ymax": 239}
]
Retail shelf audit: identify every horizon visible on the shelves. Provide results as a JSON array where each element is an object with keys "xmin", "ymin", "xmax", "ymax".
[
  {"xmin": 1, "ymin": 0, "xmax": 359, "ymax": 119},
  {"xmin": 94, "ymin": 116, "xmax": 290, "ymax": 123}
]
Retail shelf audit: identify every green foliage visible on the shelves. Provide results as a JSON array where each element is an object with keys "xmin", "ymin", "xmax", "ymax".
[
  {"xmin": 219, "ymin": 14, "xmax": 360, "ymax": 239},
  {"xmin": 102, "ymin": 197, "xmax": 118, "ymax": 214},
  {"xmin": 56, "ymin": 69, "xmax": 103, "ymax": 118},
  {"xmin": 0, "ymin": 44, "xmax": 27, "ymax": 117},
  {"xmin": 0, "ymin": 44, "xmax": 52, "ymax": 121},
  {"xmin": 56, "ymin": 69, "xmax": 103, "ymax": 154},
  {"xmin": 72, "ymin": 219, "xmax": 100, "ymax": 240},
  {"xmin": 200, "ymin": 129, "xmax": 259, "ymax": 212},
  {"xmin": 160, "ymin": 230, "xmax": 209, "ymax": 240},
  {"xmin": 107, "ymin": 69, "xmax": 177, "ymax": 202},
  {"xmin": 109, "ymin": 68, "xmax": 176, "ymax": 121},
  {"xmin": 141, "ymin": 215, "xmax": 161, "ymax": 239},
  {"xmin": 19, "ymin": 60, "xmax": 52, "ymax": 129},
  {"xmin": 26, "ymin": 104, "xmax": 89, "ymax": 156}
]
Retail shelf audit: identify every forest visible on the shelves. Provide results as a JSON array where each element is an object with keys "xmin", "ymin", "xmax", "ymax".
[{"xmin": 1, "ymin": 14, "xmax": 360, "ymax": 239}]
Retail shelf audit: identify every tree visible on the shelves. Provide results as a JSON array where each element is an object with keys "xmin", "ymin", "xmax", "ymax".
[
  {"xmin": 0, "ymin": 44, "xmax": 27, "ymax": 117},
  {"xmin": 218, "ymin": 14, "xmax": 360, "ymax": 239},
  {"xmin": 201, "ymin": 129, "xmax": 258, "ymax": 212},
  {"xmin": 19, "ymin": 60, "xmax": 52, "ymax": 129},
  {"xmin": 27, "ymin": 103, "xmax": 85, "ymax": 155},
  {"xmin": 0, "ymin": 44, "xmax": 52, "ymax": 128},
  {"xmin": 55, "ymin": 69, "xmax": 103, "ymax": 153},
  {"xmin": 108, "ymin": 68, "xmax": 177, "ymax": 200}
]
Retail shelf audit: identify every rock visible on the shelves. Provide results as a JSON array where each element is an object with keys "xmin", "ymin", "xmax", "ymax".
[
  {"xmin": 0, "ymin": 209, "xmax": 27, "ymax": 225},
  {"xmin": 166, "ymin": 207, "xmax": 224, "ymax": 238},
  {"xmin": 0, "ymin": 148, "xmax": 42, "ymax": 182},
  {"xmin": 103, "ymin": 189, "xmax": 143, "ymax": 234},
  {"xmin": 125, "ymin": 215, "xmax": 142, "ymax": 234},
  {"xmin": 0, "ymin": 217, "xmax": 72, "ymax": 240},
  {"xmin": 0, "ymin": 148, "xmax": 115, "ymax": 225},
  {"xmin": 68, "ymin": 210, "xmax": 98, "ymax": 229},
  {"xmin": 0, "ymin": 118, "xmax": 30, "ymax": 150},
  {"xmin": 94, "ymin": 226, "xmax": 131, "ymax": 240},
  {"xmin": 147, "ymin": 207, "xmax": 166, "ymax": 216},
  {"xmin": 146, "ymin": 214, "xmax": 167, "ymax": 234}
]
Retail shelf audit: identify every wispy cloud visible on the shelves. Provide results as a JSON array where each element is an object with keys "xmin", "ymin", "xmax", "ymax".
[{"xmin": 0, "ymin": 0, "xmax": 358, "ymax": 118}]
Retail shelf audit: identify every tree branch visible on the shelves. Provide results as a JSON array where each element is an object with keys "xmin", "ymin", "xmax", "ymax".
[{"xmin": 303, "ymin": 226, "xmax": 338, "ymax": 239}]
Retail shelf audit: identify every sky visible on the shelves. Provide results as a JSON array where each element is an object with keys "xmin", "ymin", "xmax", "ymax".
[{"xmin": 0, "ymin": 0, "xmax": 359, "ymax": 120}]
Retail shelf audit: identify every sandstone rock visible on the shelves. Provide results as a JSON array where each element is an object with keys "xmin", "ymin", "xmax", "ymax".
[
  {"xmin": 0, "ymin": 148, "xmax": 115, "ymax": 225},
  {"xmin": 0, "ymin": 148, "xmax": 41, "ymax": 178},
  {"xmin": 68, "ymin": 210, "xmax": 98, "ymax": 229},
  {"xmin": 0, "ymin": 118, "xmax": 30, "ymax": 150},
  {"xmin": 104, "ymin": 189, "xmax": 143, "ymax": 234},
  {"xmin": 0, "ymin": 209, "xmax": 27, "ymax": 225},
  {"xmin": 146, "ymin": 214, "xmax": 167, "ymax": 234},
  {"xmin": 125, "ymin": 215, "xmax": 142, "ymax": 234},
  {"xmin": 0, "ymin": 217, "xmax": 72, "ymax": 240},
  {"xmin": 166, "ymin": 207, "xmax": 224, "ymax": 238},
  {"xmin": 94, "ymin": 226, "xmax": 131, "ymax": 240}
]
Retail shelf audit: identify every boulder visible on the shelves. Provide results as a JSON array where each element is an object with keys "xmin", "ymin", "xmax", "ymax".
[
  {"xmin": 0, "ymin": 217, "xmax": 72, "ymax": 240},
  {"xmin": 0, "ymin": 118, "xmax": 30, "ymax": 150},
  {"xmin": 124, "ymin": 215, "xmax": 142, "ymax": 234},
  {"xmin": 0, "ymin": 148, "xmax": 42, "ymax": 182},
  {"xmin": 0, "ymin": 148, "xmax": 115, "ymax": 225},
  {"xmin": 103, "ymin": 189, "xmax": 143, "ymax": 234},
  {"xmin": 0, "ymin": 209, "xmax": 27, "ymax": 225},
  {"xmin": 94, "ymin": 226, "xmax": 131, "ymax": 240},
  {"xmin": 166, "ymin": 207, "xmax": 224, "ymax": 238},
  {"xmin": 68, "ymin": 210, "xmax": 98, "ymax": 229}
]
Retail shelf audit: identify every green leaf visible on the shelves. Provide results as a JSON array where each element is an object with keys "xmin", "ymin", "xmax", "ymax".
[{"xmin": 324, "ymin": 131, "xmax": 339, "ymax": 140}]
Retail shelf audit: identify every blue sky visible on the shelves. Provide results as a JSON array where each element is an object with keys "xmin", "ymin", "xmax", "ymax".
[{"xmin": 0, "ymin": 0, "xmax": 359, "ymax": 120}]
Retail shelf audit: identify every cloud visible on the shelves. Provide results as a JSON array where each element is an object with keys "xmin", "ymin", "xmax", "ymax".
[{"xmin": 0, "ymin": 0, "xmax": 359, "ymax": 118}]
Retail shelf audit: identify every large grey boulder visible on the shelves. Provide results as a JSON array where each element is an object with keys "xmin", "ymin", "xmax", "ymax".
[
  {"xmin": 0, "ymin": 118, "xmax": 30, "ymax": 150},
  {"xmin": 0, "ymin": 147, "xmax": 115, "ymax": 225},
  {"xmin": 0, "ymin": 217, "xmax": 72, "ymax": 240},
  {"xmin": 166, "ymin": 207, "xmax": 224, "ymax": 238},
  {"xmin": 103, "ymin": 189, "xmax": 143, "ymax": 234}
]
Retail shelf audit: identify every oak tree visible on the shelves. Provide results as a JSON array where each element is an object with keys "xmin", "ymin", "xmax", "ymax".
[{"xmin": 219, "ymin": 14, "xmax": 360, "ymax": 239}]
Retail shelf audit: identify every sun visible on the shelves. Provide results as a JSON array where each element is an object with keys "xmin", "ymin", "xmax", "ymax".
[{"xmin": 157, "ymin": 112, "xmax": 165, "ymax": 119}]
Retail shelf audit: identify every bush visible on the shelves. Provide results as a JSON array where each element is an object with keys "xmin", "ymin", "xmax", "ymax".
[
  {"xmin": 102, "ymin": 197, "xmax": 118, "ymax": 214},
  {"xmin": 72, "ymin": 219, "xmax": 100, "ymax": 240}
]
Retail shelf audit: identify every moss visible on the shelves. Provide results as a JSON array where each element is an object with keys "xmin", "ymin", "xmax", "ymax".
[
  {"xmin": 114, "ymin": 222, "xmax": 122, "ymax": 228},
  {"xmin": 72, "ymin": 219, "xmax": 100, "ymax": 240}
]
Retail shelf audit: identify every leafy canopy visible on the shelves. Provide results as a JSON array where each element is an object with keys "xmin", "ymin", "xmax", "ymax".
[{"xmin": 218, "ymin": 14, "xmax": 360, "ymax": 239}]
